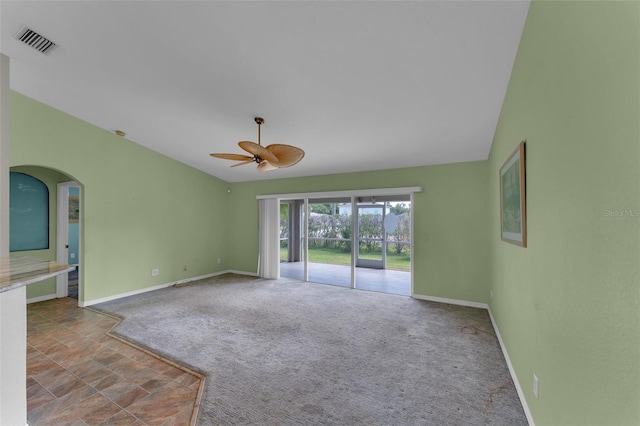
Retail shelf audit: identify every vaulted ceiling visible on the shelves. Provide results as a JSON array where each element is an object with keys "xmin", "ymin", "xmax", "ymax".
[{"xmin": 1, "ymin": 1, "xmax": 530, "ymax": 182}]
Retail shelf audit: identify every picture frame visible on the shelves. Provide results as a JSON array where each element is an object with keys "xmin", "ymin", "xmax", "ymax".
[
  {"xmin": 500, "ymin": 141, "xmax": 526, "ymax": 247},
  {"xmin": 69, "ymin": 196, "xmax": 80, "ymax": 223}
]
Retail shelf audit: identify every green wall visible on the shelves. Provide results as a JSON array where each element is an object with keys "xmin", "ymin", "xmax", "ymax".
[
  {"xmin": 229, "ymin": 161, "xmax": 491, "ymax": 303},
  {"xmin": 488, "ymin": 1, "xmax": 639, "ymax": 424},
  {"xmin": 10, "ymin": 92, "xmax": 231, "ymax": 303},
  {"xmin": 9, "ymin": 166, "xmax": 70, "ymax": 300}
]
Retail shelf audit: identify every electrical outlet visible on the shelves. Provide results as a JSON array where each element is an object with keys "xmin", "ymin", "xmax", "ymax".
[
  {"xmin": 533, "ymin": 374, "xmax": 539, "ymax": 399},
  {"xmin": 217, "ymin": 258, "xmax": 221, "ymax": 264},
  {"xmin": 183, "ymin": 265, "xmax": 188, "ymax": 272},
  {"xmin": 151, "ymin": 268, "xmax": 159, "ymax": 276},
  {"xmin": 490, "ymin": 289, "xmax": 493, "ymax": 299}
]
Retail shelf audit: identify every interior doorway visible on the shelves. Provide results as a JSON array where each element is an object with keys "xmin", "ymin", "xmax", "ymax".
[{"xmin": 56, "ymin": 181, "xmax": 81, "ymax": 300}]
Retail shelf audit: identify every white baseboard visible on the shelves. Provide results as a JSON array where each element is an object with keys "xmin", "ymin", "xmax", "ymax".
[
  {"xmin": 27, "ymin": 293, "xmax": 57, "ymax": 304},
  {"xmin": 412, "ymin": 293, "xmax": 488, "ymax": 310},
  {"xmin": 488, "ymin": 307, "xmax": 535, "ymax": 426},
  {"xmin": 171, "ymin": 270, "xmax": 235, "ymax": 286},
  {"xmin": 227, "ymin": 269, "xmax": 258, "ymax": 277},
  {"xmin": 80, "ymin": 282, "xmax": 176, "ymax": 307},
  {"xmin": 81, "ymin": 270, "xmax": 247, "ymax": 307}
]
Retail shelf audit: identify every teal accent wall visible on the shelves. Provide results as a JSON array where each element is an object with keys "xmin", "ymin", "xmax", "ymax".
[
  {"xmin": 68, "ymin": 186, "xmax": 79, "ymax": 265},
  {"xmin": 9, "ymin": 172, "xmax": 49, "ymax": 252},
  {"xmin": 10, "ymin": 92, "xmax": 230, "ymax": 303},
  {"xmin": 228, "ymin": 162, "xmax": 491, "ymax": 303},
  {"xmin": 488, "ymin": 1, "xmax": 639, "ymax": 424}
]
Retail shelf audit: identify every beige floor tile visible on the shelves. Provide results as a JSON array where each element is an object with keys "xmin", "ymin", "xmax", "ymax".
[{"xmin": 27, "ymin": 298, "xmax": 203, "ymax": 426}]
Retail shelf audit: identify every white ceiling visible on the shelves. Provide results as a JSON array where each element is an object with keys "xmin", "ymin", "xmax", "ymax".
[{"xmin": 0, "ymin": 0, "xmax": 530, "ymax": 183}]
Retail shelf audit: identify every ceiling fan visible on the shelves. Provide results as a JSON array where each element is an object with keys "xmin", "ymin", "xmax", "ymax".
[{"xmin": 210, "ymin": 117, "xmax": 305, "ymax": 171}]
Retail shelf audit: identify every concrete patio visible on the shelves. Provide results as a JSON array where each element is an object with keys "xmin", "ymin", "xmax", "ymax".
[{"xmin": 279, "ymin": 261, "xmax": 411, "ymax": 296}]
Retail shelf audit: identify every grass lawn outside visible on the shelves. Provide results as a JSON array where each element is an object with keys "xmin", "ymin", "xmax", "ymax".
[{"xmin": 280, "ymin": 246, "xmax": 410, "ymax": 271}]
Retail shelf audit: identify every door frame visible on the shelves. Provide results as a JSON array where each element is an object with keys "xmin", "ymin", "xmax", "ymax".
[{"xmin": 56, "ymin": 181, "xmax": 81, "ymax": 299}]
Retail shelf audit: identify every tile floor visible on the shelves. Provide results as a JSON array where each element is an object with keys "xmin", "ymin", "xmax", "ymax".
[{"xmin": 27, "ymin": 297, "xmax": 204, "ymax": 425}]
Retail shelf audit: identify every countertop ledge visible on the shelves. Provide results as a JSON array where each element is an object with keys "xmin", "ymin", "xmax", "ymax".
[{"xmin": 0, "ymin": 257, "xmax": 75, "ymax": 293}]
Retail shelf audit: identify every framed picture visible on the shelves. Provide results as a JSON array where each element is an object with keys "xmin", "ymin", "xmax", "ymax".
[
  {"xmin": 500, "ymin": 141, "xmax": 526, "ymax": 247},
  {"xmin": 69, "ymin": 196, "xmax": 80, "ymax": 223}
]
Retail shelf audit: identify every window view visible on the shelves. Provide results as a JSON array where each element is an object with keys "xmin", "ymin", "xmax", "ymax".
[
  {"xmin": 306, "ymin": 199, "xmax": 352, "ymax": 287},
  {"xmin": 280, "ymin": 195, "xmax": 411, "ymax": 296},
  {"xmin": 308, "ymin": 202, "xmax": 351, "ymax": 266},
  {"xmin": 280, "ymin": 203, "xmax": 290, "ymax": 263},
  {"xmin": 357, "ymin": 201, "xmax": 411, "ymax": 272}
]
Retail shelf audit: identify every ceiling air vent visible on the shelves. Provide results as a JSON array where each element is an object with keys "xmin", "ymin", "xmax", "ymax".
[{"xmin": 14, "ymin": 26, "xmax": 57, "ymax": 55}]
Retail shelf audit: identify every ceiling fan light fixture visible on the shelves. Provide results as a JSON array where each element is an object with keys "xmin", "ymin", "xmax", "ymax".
[{"xmin": 210, "ymin": 117, "xmax": 304, "ymax": 172}]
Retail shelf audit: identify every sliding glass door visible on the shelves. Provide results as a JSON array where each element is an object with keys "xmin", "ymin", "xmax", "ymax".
[{"xmin": 278, "ymin": 193, "xmax": 412, "ymax": 296}]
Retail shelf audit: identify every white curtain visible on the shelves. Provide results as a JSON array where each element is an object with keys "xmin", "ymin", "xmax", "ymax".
[{"xmin": 257, "ymin": 197, "xmax": 280, "ymax": 279}]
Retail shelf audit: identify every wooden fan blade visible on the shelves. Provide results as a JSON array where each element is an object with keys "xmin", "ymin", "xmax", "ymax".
[
  {"xmin": 231, "ymin": 159, "xmax": 254, "ymax": 167},
  {"xmin": 238, "ymin": 141, "xmax": 278, "ymax": 163},
  {"xmin": 257, "ymin": 161, "xmax": 278, "ymax": 172},
  {"xmin": 210, "ymin": 153, "xmax": 253, "ymax": 161},
  {"xmin": 265, "ymin": 144, "xmax": 305, "ymax": 168}
]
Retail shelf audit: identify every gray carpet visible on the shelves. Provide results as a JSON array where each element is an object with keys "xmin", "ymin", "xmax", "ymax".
[{"xmin": 94, "ymin": 274, "xmax": 527, "ymax": 425}]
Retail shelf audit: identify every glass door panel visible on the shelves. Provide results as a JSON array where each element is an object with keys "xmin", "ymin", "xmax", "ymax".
[
  {"xmin": 306, "ymin": 200, "xmax": 352, "ymax": 287},
  {"xmin": 356, "ymin": 204, "xmax": 385, "ymax": 269},
  {"xmin": 383, "ymin": 201, "xmax": 411, "ymax": 272},
  {"xmin": 279, "ymin": 200, "xmax": 304, "ymax": 281},
  {"xmin": 355, "ymin": 199, "xmax": 411, "ymax": 296}
]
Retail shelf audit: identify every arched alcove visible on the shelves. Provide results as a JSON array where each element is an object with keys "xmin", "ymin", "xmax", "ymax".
[{"xmin": 10, "ymin": 165, "xmax": 84, "ymax": 304}]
